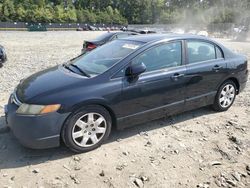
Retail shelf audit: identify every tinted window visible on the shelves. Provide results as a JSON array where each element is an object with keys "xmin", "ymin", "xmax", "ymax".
[
  {"xmin": 72, "ymin": 40, "xmax": 143, "ymax": 76},
  {"xmin": 132, "ymin": 42, "xmax": 182, "ymax": 73},
  {"xmin": 187, "ymin": 41, "xmax": 216, "ymax": 64},
  {"xmin": 216, "ymin": 46, "xmax": 223, "ymax": 58}
]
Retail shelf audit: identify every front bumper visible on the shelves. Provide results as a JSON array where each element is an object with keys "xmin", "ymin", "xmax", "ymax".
[{"xmin": 5, "ymin": 101, "xmax": 70, "ymax": 149}]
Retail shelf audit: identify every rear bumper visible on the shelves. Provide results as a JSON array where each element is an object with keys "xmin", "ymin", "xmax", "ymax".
[
  {"xmin": 81, "ymin": 48, "xmax": 86, "ymax": 54},
  {"xmin": 81, "ymin": 47, "xmax": 89, "ymax": 54},
  {"xmin": 81, "ymin": 48, "xmax": 92, "ymax": 54},
  {"xmin": 239, "ymin": 69, "xmax": 248, "ymax": 93},
  {"xmin": 5, "ymin": 101, "xmax": 70, "ymax": 149},
  {"xmin": 239, "ymin": 81, "xmax": 247, "ymax": 93}
]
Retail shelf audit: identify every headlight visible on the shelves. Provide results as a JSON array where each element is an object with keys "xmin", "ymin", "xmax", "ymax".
[{"xmin": 16, "ymin": 104, "xmax": 61, "ymax": 115}]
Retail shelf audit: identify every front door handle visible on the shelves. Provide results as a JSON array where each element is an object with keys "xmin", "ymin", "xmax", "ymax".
[
  {"xmin": 171, "ymin": 73, "xmax": 185, "ymax": 81},
  {"xmin": 212, "ymin": 65, "xmax": 222, "ymax": 71}
]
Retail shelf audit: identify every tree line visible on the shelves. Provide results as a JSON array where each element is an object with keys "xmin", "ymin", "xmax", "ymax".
[{"xmin": 0, "ymin": 0, "xmax": 249, "ymax": 25}]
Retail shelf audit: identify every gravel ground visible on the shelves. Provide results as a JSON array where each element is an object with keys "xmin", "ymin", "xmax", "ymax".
[{"xmin": 0, "ymin": 31, "xmax": 250, "ymax": 188}]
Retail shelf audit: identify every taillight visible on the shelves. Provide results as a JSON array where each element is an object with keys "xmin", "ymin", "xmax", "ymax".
[{"xmin": 87, "ymin": 43, "xmax": 96, "ymax": 50}]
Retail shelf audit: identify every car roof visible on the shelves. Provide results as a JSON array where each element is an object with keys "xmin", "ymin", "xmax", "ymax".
[
  {"xmin": 123, "ymin": 33, "xmax": 214, "ymax": 43},
  {"xmin": 122, "ymin": 33, "xmax": 235, "ymax": 58}
]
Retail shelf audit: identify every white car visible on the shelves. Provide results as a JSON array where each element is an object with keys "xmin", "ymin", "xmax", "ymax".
[{"xmin": 197, "ymin": 30, "xmax": 209, "ymax": 37}]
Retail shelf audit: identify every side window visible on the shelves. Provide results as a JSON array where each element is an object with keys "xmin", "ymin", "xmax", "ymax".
[
  {"xmin": 216, "ymin": 46, "xmax": 223, "ymax": 59},
  {"xmin": 187, "ymin": 41, "xmax": 216, "ymax": 64},
  {"xmin": 132, "ymin": 42, "xmax": 182, "ymax": 73}
]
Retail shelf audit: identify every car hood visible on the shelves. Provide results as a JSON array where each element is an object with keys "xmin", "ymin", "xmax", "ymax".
[{"xmin": 16, "ymin": 65, "xmax": 88, "ymax": 103}]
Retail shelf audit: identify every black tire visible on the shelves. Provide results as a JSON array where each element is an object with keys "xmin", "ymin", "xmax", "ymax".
[
  {"xmin": 62, "ymin": 105, "xmax": 112, "ymax": 153},
  {"xmin": 212, "ymin": 80, "xmax": 237, "ymax": 112}
]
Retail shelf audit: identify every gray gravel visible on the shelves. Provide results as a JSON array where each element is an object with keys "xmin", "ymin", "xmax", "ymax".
[{"xmin": 0, "ymin": 31, "xmax": 104, "ymax": 107}]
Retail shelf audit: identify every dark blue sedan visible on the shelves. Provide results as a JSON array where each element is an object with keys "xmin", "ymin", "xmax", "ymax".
[{"xmin": 5, "ymin": 34, "xmax": 248, "ymax": 153}]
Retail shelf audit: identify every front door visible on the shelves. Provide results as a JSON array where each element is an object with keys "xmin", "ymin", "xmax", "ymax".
[{"xmin": 117, "ymin": 41, "xmax": 189, "ymax": 127}]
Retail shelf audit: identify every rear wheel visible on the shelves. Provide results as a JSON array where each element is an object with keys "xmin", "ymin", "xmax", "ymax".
[
  {"xmin": 62, "ymin": 105, "xmax": 112, "ymax": 153},
  {"xmin": 212, "ymin": 80, "xmax": 237, "ymax": 112}
]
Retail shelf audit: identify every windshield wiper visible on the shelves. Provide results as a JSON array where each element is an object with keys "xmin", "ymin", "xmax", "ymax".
[
  {"xmin": 63, "ymin": 63, "xmax": 75, "ymax": 72},
  {"xmin": 63, "ymin": 63, "xmax": 90, "ymax": 78},
  {"xmin": 69, "ymin": 64, "xmax": 91, "ymax": 78}
]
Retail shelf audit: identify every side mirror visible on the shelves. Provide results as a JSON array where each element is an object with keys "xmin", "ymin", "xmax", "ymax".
[{"xmin": 125, "ymin": 62, "xmax": 146, "ymax": 78}]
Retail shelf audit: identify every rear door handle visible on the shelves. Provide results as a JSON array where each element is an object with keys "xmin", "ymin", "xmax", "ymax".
[
  {"xmin": 171, "ymin": 73, "xmax": 185, "ymax": 81},
  {"xmin": 212, "ymin": 65, "xmax": 222, "ymax": 71}
]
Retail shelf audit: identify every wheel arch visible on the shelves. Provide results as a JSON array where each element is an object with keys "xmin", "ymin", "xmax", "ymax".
[
  {"xmin": 217, "ymin": 77, "xmax": 240, "ymax": 94},
  {"xmin": 60, "ymin": 99, "xmax": 116, "ymax": 152},
  {"xmin": 225, "ymin": 77, "xmax": 240, "ymax": 94},
  {"xmin": 64, "ymin": 99, "xmax": 118, "ymax": 130}
]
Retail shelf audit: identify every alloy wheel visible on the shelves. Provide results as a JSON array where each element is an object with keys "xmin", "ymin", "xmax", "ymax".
[
  {"xmin": 219, "ymin": 84, "xmax": 235, "ymax": 108},
  {"xmin": 72, "ymin": 113, "xmax": 107, "ymax": 147}
]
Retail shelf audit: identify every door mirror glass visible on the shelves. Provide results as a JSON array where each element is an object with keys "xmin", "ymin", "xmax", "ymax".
[{"xmin": 125, "ymin": 62, "xmax": 146, "ymax": 77}]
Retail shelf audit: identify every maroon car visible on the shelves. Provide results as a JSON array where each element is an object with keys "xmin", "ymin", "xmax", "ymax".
[{"xmin": 81, "ymin": 32, "xmax": 138, "ymax": 54}]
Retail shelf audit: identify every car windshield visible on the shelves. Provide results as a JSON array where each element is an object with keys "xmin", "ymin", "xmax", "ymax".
[{"xmin": 71, "ymin": 40, "xmax": 143, "ymax": 76}]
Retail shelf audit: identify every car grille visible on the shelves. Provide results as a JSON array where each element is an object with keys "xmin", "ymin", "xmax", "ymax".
[{"xmin": 11, "ymin": 90, "xmax": 22, "ymax": 106}]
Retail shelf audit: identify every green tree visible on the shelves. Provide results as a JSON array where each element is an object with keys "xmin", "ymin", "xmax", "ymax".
[
  {"xmin": 54, "ymin": 5, "xmax": 65, "ymax": 22},
  {"xmin": 76, "ymin": 9, "xmax": 86, "ymax": 23},
  {"xmin": 1, "ymin": 0, "xmax": 15, "ymax": 21},
  {"xmin": 82, "ymin": 9, "xmax": 96, "ymax": 23},
  {"xmin": 0, "ymin": 0, "xmax": 249, "ymax": 25},
  {"xmin": 64, "ymin": 8, "xmax": 77, "ymax": 22},
  {"xmin": 34, "ymin": 0, "xmax": 45, "ymax": 7},
  {"xmin": 15, "ymin": 4, "xmax": 26, "ymax": 21}
]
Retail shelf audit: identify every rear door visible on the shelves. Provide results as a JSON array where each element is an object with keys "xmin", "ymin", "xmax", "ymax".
[{"xmin": 184, "ymin": 39, "xmax": 227, "ymax": 108}]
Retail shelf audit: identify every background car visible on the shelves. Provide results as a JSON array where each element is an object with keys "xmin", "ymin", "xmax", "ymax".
[
  {"xmin": 127, "ymin": 29, "xmax": 157, "ymax": 34},
  {"xmin": 0, "ymin": 45, "xmax": 7, "ymax": 67},
  {"xmin": 81, "ymin": 31, "xmax": 138, "ymax": 54}
]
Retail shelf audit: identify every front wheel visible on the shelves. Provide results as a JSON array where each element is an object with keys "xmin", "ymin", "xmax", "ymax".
[
  {"xmin": 212, "ymin": 80, "xmax": 237, "ymax": 112},
  {"xmin": 62, "ymin": 105, "xmax": 112, "ymax": 153}
]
